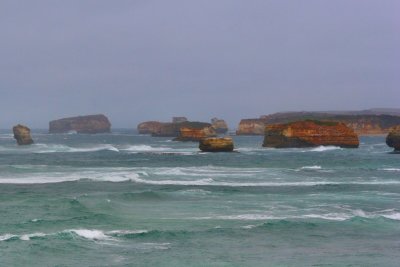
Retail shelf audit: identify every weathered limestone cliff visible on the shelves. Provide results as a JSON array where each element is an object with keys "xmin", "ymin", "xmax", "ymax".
[
  {"xmin": 236, "ymin": 119, "xmax": 266, "ymax": 135},
  {"xmin": 49, "ymin": 114, "xmax": 111, "ymax": 134},
  {"xmin": 211, "ymin": 118, "xmax": 228, "ymax": 134},
  {"xmin": 263, "ymin": 120, "xmax": 359, "ymax": 148},
  {"xmin": 386, "ymin": 126, "xmax": 400, "ymax": 151},
  {"xmin": 237, "ymin": 112, "xmax": 400, "ymax": 136},
  {"xmin": 13, "ymin": 124, "xmax": 34, "ymax": 145},
  {"xmin": 137, "ymin": 121, "xmax": 163, "ymax": 134},
  {"xmin": 174, "ymin": 123, "xmax": 217, "ymax": 141},
  {"xmin": 199, "ymin": 137, "xmax": 234, "ymax": 152},
  {"xmin": 138, "ymin": 117, "xmax": 229, "ymax": 137}
]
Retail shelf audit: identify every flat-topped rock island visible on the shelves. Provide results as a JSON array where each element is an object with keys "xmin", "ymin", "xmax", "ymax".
[{"xmin": 49, "ymin": 114, "xmax": 111, "ymax": 134}]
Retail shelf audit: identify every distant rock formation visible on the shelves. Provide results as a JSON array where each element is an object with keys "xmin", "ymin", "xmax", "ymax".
[
  {"xmin": 236, "ymin": 119, "xmax": 266, "ymax": 135},
  {"xmin": 386, "ymin": 126, "xmax": 400, "ymax": 151},
  {"xmin": 13, "ymin": 124, "xmax": 34, "ymax": 145},
  {"xmin": 137, "ymin": 121, "xmax": 163, "ymax": 134},
  {"xmin": 263, "ymin": 120, "xmax": 359, "ymax": 148},
  {"xmin": 172, "ymin": 117, "xmax": 188, "ymax": 123},
  {"xmin": 237, "ymin": 111, "xmax": 400, "ymax": 136},
  {"xmin": 173, "ymin": 122, "xmax": 217, "ymax": 141},
  {"xmin": 49, "ymin": 114, "xmax": 111, "ymax": 134},
  {"xmin": 137, "ymin": 118, "xmax": 217, "ymax": 138},
  {"xmin": 199, "ymin": 137, "xmax": 234, "ymax": 152},
  {"xmin": 211, "ymin": 118, "xmax": 228, "ymax": 134}
]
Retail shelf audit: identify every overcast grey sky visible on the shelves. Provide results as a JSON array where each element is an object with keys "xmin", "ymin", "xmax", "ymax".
[{"xmin": 1, "ymin": 0, "xmax": 399, "ymax": 128}]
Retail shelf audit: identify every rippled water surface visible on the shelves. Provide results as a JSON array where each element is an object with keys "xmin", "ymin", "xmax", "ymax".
[{"xmin": 1, "ymin": 129, "xmax": 399, "ymax": 266}]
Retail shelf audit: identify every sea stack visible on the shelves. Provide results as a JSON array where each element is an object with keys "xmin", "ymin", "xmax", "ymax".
[
  {"xmin": 211, "ymin": 118, "xmax": 228, "ymax": 134},
  {"xmin": 49, "ymin": 114, "xmax": 111, "ymax": 134},
  {"xmin": 137, "ymin": 121, "xmax": 163, "ymax": 134},
  {"xmin": 13, "ymin": 124, "xmax": 34, "ymax": 145},
  {"xmin": 386, "ymin": 125, "xmax": 400, "ymax": 152},
  {"xmin": 174, "ymin": 122, "xmax": 217, "ymax": 141},
  {"xmin": 236, "ymin": 119, "xmax": 266, "ymax": 135},
  {"xmin": 199, "ymin": 137, "xmax": 234, "ymax": 152},
  {"xmin": 263, "ymin": 120, "xmax": 359, "ymax": 148}
]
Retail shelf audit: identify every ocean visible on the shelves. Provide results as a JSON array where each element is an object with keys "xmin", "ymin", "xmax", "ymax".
[{"xmin": 0, "ymin": 129, "xmax": 399, "ymax": 266}]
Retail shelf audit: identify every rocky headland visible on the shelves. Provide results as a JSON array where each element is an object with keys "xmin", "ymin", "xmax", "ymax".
[
  {"xmin": 13, "ymin": 124, "xmax": 34, "ymax": 145},
  {"xmin": 199, "ymin": 137, "xmax": 234, "ymax": 152},
  {"xmin": 49, "ymin": 114, "xmax": 111, "ymax": 134},
  {"xmin": 237, "ymin": 110, "xmax": 400, "ymax": 136},
  {"xmin": 263, "ymin": 120, "xmax": 359, "ymax": 148},
  {"xmin": 386, "ymin": 126, "xmax": 400, "ymax": 152}
]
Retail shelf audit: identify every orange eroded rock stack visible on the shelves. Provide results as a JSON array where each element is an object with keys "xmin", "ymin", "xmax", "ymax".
[{"xmin": 263, "ymin": 120, "xmax": 359, "ymax": 148}]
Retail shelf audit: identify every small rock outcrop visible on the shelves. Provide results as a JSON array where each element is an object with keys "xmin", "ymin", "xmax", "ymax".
[
  {"xmin": 174, "ymin": 123, "xmax": 217, "ymax": 141},
  {"xmin": 211, "ymin": 118, "xmax": 228, "ymax": 134},
  {"xmin": 199, "ymin": 137, "xmax": 234, "ymax": 152},
  {"xmin": 49, "ymin": 114, "xmax": 111, "ymax": 134},
  {"xmin": 263, "ymin": 120, "xmax": 359, "ymax": 148},
  {"xmin": 386, "ymin": 126, "xmax": 400, "ymax": 151},
  {"xmin": 13, "ymin": 124, "xmax": 34, "ymax": 145},
  {"xmin": 137, "ymin": 121, "xmax": 163, "ymax": 134}
]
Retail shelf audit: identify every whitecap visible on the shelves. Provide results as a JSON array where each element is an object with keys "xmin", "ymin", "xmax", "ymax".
[
  {"xmin": 300, "ymin": 165, "xmax": 322, "ymax": 170},
  {"xmin": 240, "ymin": 225, "xmax": 258, "ymax": 229},
  {"xmin": 379, "ymin": 168, "xmax": 400, "ymax": 172},
  {"xmin": 121, "ymin": 145, "xmax": 170, "ymax": 152},
  {"xmin": 306, "ymin": 146, "xmax": 342, "ymax": 152},
  {"xmin": 20, "ymin": 232, "xmax": 47, "ymax": 241},
  {"xmin": 0, "ymin": 234, "xmax": 17, "ymax": 241},
  {"xmin": 382, "ymin": 213, "xmax": 400, "ymax": 220},
  {"xmin": 108, "ymin": 230, "xmax": 149, "ymax": 235},
  {"xmin": 69, "ymin": 229, "xmax": 113, "ymax": 241},
  {"xmin": 33, "ymin": 143, "xmax": 119, "ymax": 153}
]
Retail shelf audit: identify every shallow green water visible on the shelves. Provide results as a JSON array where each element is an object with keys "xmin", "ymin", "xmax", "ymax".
[{"xmin": 0, "ymin": 130, "xmax": 399, "ymax": 266}]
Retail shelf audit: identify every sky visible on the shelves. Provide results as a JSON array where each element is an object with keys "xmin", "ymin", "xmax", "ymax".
[{"xmin": 0, "ymin": 0, "xmax": 399, "ymax": 128}]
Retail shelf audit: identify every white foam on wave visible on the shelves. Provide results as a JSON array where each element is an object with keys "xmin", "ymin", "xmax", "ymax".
[
  {"xmin": 35, "ymin": 144, "xmax": 120, "ymax": 153},
  {"xmin": 69, "ymin": 229, "xmax": 112, "ymax": 241},
  {"xmin": 0, "ymin": 234, "xmax": 16, "ymax": 241},
  {"xmin": 382, "ymin": 213, "xmax": 400, "ymax": 220},
  {"xmin": 0, "ymin": 229, "xmax": 151, "ymax": 242},
  {"xmin": 130, "ymin": 176, "xmax": 214, "ymax": 185},
  {"xmin": 108, "ymin": 230, "xmax": 149, "ymax": 235},
  {"xmin": 20, "ymin": 232, "xmax": 47, "ymax": 241},
  {"xmin": 307, "ymin": 146, "xmax": 342, "ymax": 152},
  {"xmin": 127, "ymin": 177, "xmax": 400, "ymax": 187},
  {"xmin": 191, "ymin": 210, "xmax": 400, "ymax": 222},
  {"xmin": 0, "ymin": 171, "xmax": 139, "ymax": 184},
  {"xmin": 300, "ymin": 165, "xmax": 322, "ymax": 170},
  {"xmin": 122, "ymin": 145, "xmax": 170, "ymax": 152},
  {"xmin": 380, "ymin": 168, "xmax": 400, "ymax": 172}
]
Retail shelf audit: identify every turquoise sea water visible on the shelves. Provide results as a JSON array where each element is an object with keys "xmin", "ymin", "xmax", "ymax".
[{"xmin": 0, "ymin": 130, "xmax": 399, "ymax": 266}]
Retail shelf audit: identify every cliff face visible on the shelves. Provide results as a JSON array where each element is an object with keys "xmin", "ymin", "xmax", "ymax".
[
  {"xmin": 199, "ymin": 137, "xmax": 234, "ymax": 152},
  {"xmin": 137, "ymin": 121, "xmax": 163, "ymax": 134},
  {"xmin": 236, "ymin": 119, "xmax": 266, "ymax": 135},
  {"xmin": 49, "ymin": 114, "xmax": 111, "ymax": 134},
  {"xmin": 173, "ymin": 123, "xmax": 217, "ymax": 141},
  {"xmin": 211, "ymin": 118, "xmax": 228, "ymax": 134},
  {"xmin": 263, "ymin": 120, "xmax": 359, "ymax": 148},
  {"xmin": 152, "ymin": 121, "xmax": 212, "ymax": 137},
  {"xmin": 237, "ymin": 113, "xmax": 400, "ymax": 136},
  {"xmin": 386, "ymin": 125, "xmax": 400, "ymax": 151},
  {"xmin": 13, "ymin": 124, "xmax": 34, "ymax": 145}
]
